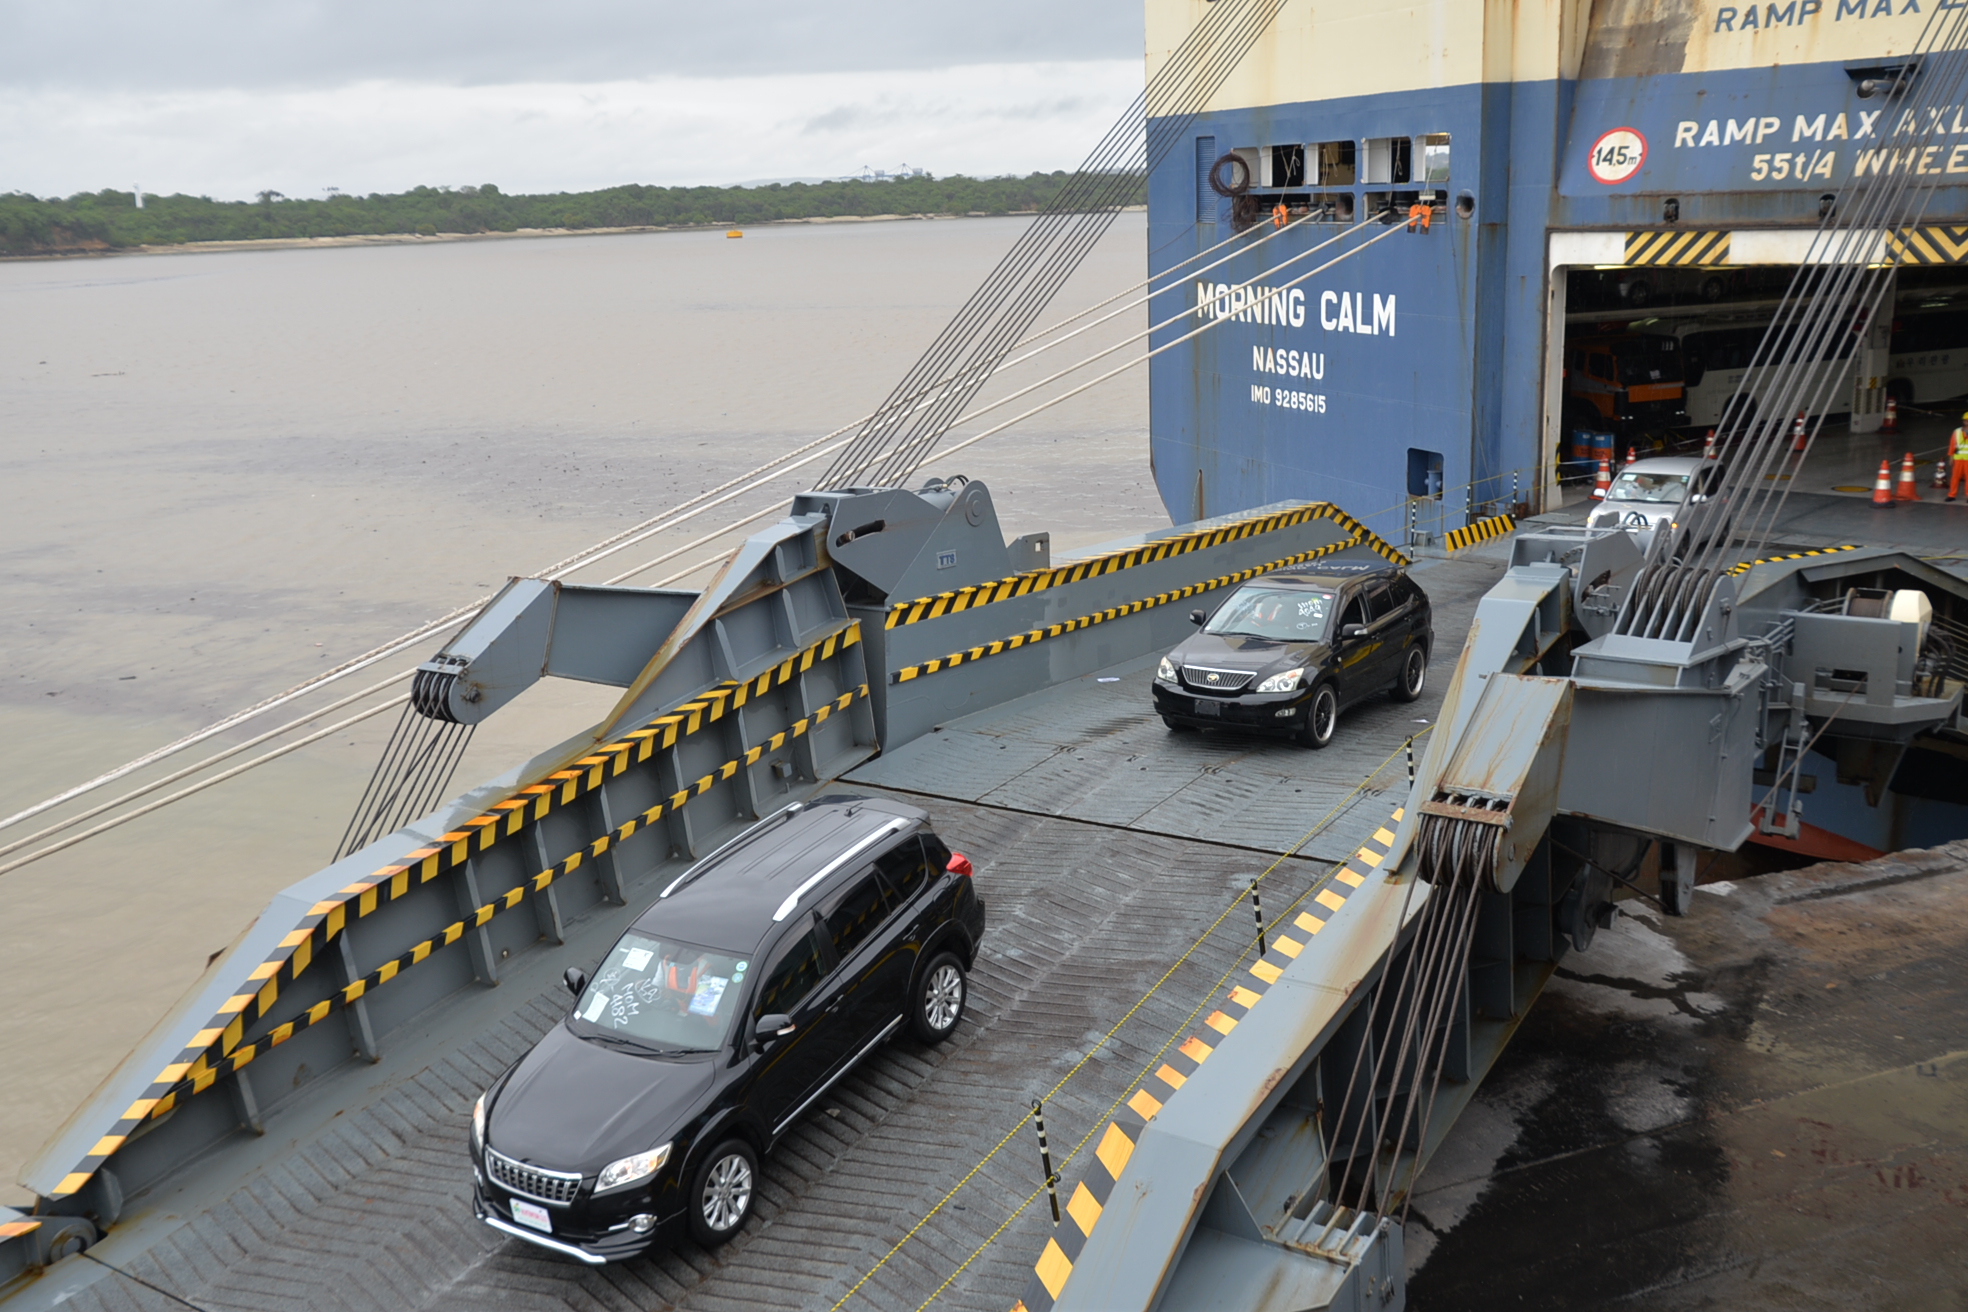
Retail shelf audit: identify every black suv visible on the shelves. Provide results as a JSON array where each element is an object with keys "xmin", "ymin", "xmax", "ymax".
[
  {"xmin": 1151, "ymin": 561, "xmax": 1432, "ymax": 747},
  {"xmin": 470, "ymin": 794, "xmax": 985, "ymax": 1263}
]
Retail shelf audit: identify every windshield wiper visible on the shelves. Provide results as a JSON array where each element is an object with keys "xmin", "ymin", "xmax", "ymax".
[{"xmin": 580, "ymin": 1031, "xmax": 714, "ymax": 1057}]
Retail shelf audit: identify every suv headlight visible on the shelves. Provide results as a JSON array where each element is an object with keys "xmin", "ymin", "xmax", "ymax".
[
  {"xmin": 1156, "ymin": 656, "xmax": 1178, "ymax": 683},
  {"xmin": 473, "ymin": 1093, "xmax": 486, "ymax": 1149},
  {"xmin": 596, "ymin": 1143, "xmax": 673, "ymax": 1194},
  {"xmin": 1255, "ymin": 667, "xmax": 1304, "ymax": 693}
]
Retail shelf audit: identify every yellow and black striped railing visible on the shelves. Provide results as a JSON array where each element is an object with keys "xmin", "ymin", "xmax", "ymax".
[
  {"xmin": 893, "ymin": 536, "xmax": 1364, "ymax": 685},
  {"xmin": 1726, "ymin": 543, "xmax": 1861, "ymax": 576},
  {"xmin": 885, "ymin": 502, "xmax": 1407, "ymax": 632},
  {"xmin": 1011, "ymin": 810, "xmax": 1404, "ymax": 1312},
  {"xmin": 46, "ymin": 624, "xmax": 864, "ymax": 1199}
]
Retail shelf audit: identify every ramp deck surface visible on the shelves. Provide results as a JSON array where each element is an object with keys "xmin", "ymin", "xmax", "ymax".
[
  {"xmin": 12, "ymin": 553, "xmax": 1501, "ymax": 1312},
  {"xmin": 20, "ymin": 535, "xmax": 1965, "ymax": 1312}
]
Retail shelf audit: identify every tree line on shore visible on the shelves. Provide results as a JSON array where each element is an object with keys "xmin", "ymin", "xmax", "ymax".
[{"xmin": 0, "ymin": 173, "xmax": 1147, "ymax": 256}]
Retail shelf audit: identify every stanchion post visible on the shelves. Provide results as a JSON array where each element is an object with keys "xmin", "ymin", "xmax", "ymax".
[
  {"xmin": 1031, "ymin": 1099, "xmax": 1061, "ymax": 1224},
  {"xmin": 1251, "ymin": 881, "xmax": 1267, "ymax": 957},
  {"xmin": 1407, "ymin": 737, "xmax": 1415, "ymax": 787}
]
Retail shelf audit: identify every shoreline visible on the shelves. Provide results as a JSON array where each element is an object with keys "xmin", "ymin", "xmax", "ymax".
[{"xmin": 0, "ymin": 206, "xmax": 1146, "ymax": 262}]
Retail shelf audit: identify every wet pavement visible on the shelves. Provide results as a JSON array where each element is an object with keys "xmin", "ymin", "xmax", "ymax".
[{"xmin": 1410, "ymin": 842, "xmax": 1968, "ymax": 1311}]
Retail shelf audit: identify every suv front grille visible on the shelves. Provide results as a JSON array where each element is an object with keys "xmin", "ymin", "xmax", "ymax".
[
  {"xmin": 1182, "ymin": 666, "xmax": 1254, "ymax": 693},
  {"xmin": 486, "ymin": 1148, "xmax": 583, "ymax": 1206}
]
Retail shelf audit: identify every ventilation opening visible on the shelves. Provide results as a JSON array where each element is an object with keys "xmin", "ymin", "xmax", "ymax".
[
  {"xmin": 1195, "ymin": 135, "xmax": 1217, "ymax": 223},
  {"xmin": 1363, "ymin": 137, "xmax": 1412, "ymax": 184},
  {"xmin": 1315, "ymin": 140, "xmax": 1356, "ymax": 186},
  {"xmin": 1267, "ymin": 144, "xmax": 1307, "ymax": 188},
  {"xmin": 1420, "ymin": 133, "xmax": 1451, "ymax": 183},
  {"xmin": 1364, "ymin": 190, "xmax": 1426, "ymax": 223}
]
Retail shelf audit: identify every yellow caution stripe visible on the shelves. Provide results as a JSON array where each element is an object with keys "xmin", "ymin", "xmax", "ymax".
[
  {"xmin": 885, "ymin": 502, "xmax": 1408, "ymax": 631},
  {"xmin": 895, "ymin": 536, "xmax": 1367, "ymax": 686},
  {"xmin": 1623, "ymin": 230, "xmax": 1730, "ymax": 266},
  {"xmin": 1443, "ymin": 513, "xmax": 1514, "ymax": 555},
  {"xmin": 128, "ymin": 687, "xmax": 871, "ymax": 1128},
  {"xmin": 1886, "ymin": 225, "xmax": 1968, "ymax": 265},
  {"xmin": 1012, "ymin": 807, "xmax": 1403, "ymax": 1312},
  {"xmin": 45, "ymin": 629, "xmax": 867, "ymax": 1199},
  {"xmin": 1725, "ymin": 542, "xmax": 1860, "ymax": 577}
]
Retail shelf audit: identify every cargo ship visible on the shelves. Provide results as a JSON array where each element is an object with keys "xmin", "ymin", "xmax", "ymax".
[{"xmin": 1142, "ymin": 0, "xmax": 1968, "ymax": 533}]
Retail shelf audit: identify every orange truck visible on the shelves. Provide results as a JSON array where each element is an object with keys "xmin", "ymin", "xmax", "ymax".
[{"xmin": 1563, "ymin": 331, "xmax": 1689, "ymax": 432}]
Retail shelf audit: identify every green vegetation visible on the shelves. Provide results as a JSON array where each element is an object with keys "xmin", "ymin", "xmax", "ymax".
[{"xmin": 0, "ymin": 173, "xmax": 1146, "ymax": 256}]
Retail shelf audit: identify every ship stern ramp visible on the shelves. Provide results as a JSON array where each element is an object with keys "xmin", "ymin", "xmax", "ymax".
[
  {"xmin": 1032, "ymin": 557, "xmax": 1582, "ymax": 1312},
  {"xmin": 5, "ymin": 493, "xmax": 1407, "ymax": 1294}
]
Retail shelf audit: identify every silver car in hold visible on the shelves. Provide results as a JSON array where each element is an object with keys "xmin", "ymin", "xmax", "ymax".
[{"xmin": 1587, "ymin": 456, "xmax": 1724, "ymax": 550}]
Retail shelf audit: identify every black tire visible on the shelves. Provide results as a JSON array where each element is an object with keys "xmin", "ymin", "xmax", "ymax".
[
  {"xmin": 910, "ymin": 952, "xmax": 966, "ymax": 1044},
  {"xmin": 1626, "ymin": 278, "xmax": 1651, "ymax": 307},
  {"xmin": 1392, "ymin": 646, "xmax": 1427, "ymax": 703},
  {"xmin": 685, "ymin": 1139, "xmax": 757, "ymax": 1247},
  {"xmin": 1298, "ymin": 684, "xmax": 1338, "ymax": 749}
]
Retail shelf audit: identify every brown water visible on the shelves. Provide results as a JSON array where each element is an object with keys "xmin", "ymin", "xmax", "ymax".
[{"xmin": 0, "ymin": 215, "xmax": 1160, "ymax": 1203}]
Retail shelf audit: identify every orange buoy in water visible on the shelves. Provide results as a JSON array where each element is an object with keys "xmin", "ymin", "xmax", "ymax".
[{"xmin": 726, "ymin": 230, "xmax": 743, "ymax": 239}]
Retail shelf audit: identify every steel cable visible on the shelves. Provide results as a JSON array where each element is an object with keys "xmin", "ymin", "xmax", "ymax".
[
  {"xmin": 825, "ymin": 0, "xmax": 1288, "ymax": 489},
  {"xmin": 1619, "ymin": 14, "xmax": 1968, "ymax": 641}
]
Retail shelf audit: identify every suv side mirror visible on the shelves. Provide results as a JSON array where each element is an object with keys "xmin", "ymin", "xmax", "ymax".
[
  {"xmin": 1340, "ymin": 623, "xmax": 1367, "ymax": 640},
  {"xmin": 1189, "ymin": 609, "xmax": 1207, "ymax": 626},
  {"xmin": 563, "ymin": 967, "xmax": 588, "ymax": 997},
  {"xmin": 753, "ymin": 1014, "xmax": 795, "ymax": 1051}
]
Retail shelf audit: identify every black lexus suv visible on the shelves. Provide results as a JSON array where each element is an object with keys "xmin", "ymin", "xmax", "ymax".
[
  {"xmin": 470, "ymin": 794, "xmax": 985, "ymax": 1263},
  {"xmin": 1151, "ymin": 560, "xmax": 1432, "ymax": 747}
]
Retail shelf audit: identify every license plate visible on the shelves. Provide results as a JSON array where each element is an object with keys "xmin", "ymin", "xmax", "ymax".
[
  {"xmin": 511, "ymin": 1199, "xmax": 552, "ymax": 1233},
  {"xmin": 1192, "ymin": 698, "xmax": 1221, "ymax": 717}
]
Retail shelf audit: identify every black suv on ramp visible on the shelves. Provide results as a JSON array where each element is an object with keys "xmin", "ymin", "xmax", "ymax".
[
  {"xmin": 470, "ymin": 794, "xmax": 984, "ymax": 1263},
  {"xmin": 1151, "ymin": 560, "xmax": 1432, "ymax": 747}
]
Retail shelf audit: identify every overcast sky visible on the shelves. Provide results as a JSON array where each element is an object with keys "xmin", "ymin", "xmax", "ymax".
[{"xmin": 2, "ymin": 0, "xmax": 1146, "ymax": 200}]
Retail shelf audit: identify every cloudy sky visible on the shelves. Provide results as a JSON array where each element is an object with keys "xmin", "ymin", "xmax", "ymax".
[{"xmin": 1, "ymin": 0, "xmax": 1146, "ymax": 200}]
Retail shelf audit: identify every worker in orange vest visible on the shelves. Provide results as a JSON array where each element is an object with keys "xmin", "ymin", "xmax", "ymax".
[{"xmin": 1952, "ymin": 414, "xmax": 1968, "ymax": 501}]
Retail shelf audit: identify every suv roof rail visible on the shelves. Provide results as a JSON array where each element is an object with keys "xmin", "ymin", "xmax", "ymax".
[
  {"xmin": 772, "ymin": 818, "xmax": 912, "ymax": 923},
  {"xmin": 659, "ymin": 801, "xmax": 807, "ymax": 900}
]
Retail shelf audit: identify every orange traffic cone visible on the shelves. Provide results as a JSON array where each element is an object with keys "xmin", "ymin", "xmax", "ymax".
[
  {"xmin": 1792, "ymin": 412, "xmax": 1809, "ymax": 452},
  {"xmin": 1592, "ymin": 455, "xmax": 1612, "ymax": 499},
  {"xmin": 1625, "ymin": 444, "xmax": 1638, "ymax": 469},
  {"xmin": 1702, "ymin": 429, "xmax": 1718, "ymax": 460},
  {"xmin": 1872, "ymin": 459, "xmax": 1894, "ymax": 506},
  {"xmin": 1883, "ymin": 394, "xmax": 1900, "ymax": 433},
  {"xmin": 1896, "ymin": 451, "xmax": 1921, "ymax": 501}
]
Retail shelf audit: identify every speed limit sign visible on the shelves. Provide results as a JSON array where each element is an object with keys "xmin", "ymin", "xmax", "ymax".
[{"xmin": 1588, "ymin": 127, "xmax": 1647, "ymax": 185}]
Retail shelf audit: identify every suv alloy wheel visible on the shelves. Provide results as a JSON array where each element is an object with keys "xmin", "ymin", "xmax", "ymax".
[
  {"xmin": 687, "ymin": 1139, "xmax": 758, "ymax": 1246},
  {"xmin": 911, "ymin": 952, "xmax": 967, "ymax": 1043}
]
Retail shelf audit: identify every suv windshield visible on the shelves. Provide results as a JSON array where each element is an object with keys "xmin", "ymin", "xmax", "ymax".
[
  {"xmin": 1204, "ymin": 587, "xmax": 1338, "ymax": 641},
  {"xmin": 571, "ymin": 932, "xmax": 750, "ymax": 1053},
  {"xmin": 1607, "ymin": 471, "xmax": 1689, "ymax": 503}
]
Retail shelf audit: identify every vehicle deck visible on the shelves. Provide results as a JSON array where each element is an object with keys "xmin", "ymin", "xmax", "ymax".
[{"xmin": 15, "ymin": 527, "xmax": 1966, "ymax": 1312}]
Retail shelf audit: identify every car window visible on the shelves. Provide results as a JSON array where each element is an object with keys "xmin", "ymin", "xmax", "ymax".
[
  {"xmin": 820, "ymin": 868, "xmax": 894, "ymax": 963},
  {"xmin": 753, "ymin": 927, "xmax": 827, "ymax": 1019},
  {"xmin": 1607, "ymin": 471, "xmax": 1689, "ymax": 503},
  {"xmin": 1361, "ymin": 587, "xmax": 1389, "ymax": 623},
  {"xmin": 572, "ymin": 932, "xmax": 749, "ymax": 1052},
  {"xmin": 877, "ymin": 837, "xmax": 931, "ymax": 903},
  {"xmin": 1337, "ymin": 594, "xmax": 1365, "ymax": 632},
  {"xmin": 918, "ymin": 833, "xmax": 953, "ymax": 884},
  {"xmin": 1203, "ymin": 586, "xmax": 1337, "ymax": 641}
]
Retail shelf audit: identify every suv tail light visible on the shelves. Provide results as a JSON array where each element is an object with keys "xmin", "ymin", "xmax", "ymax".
[{"xmin": 947, "ymin": 852, "xmax": 974, "ymax": 878}]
